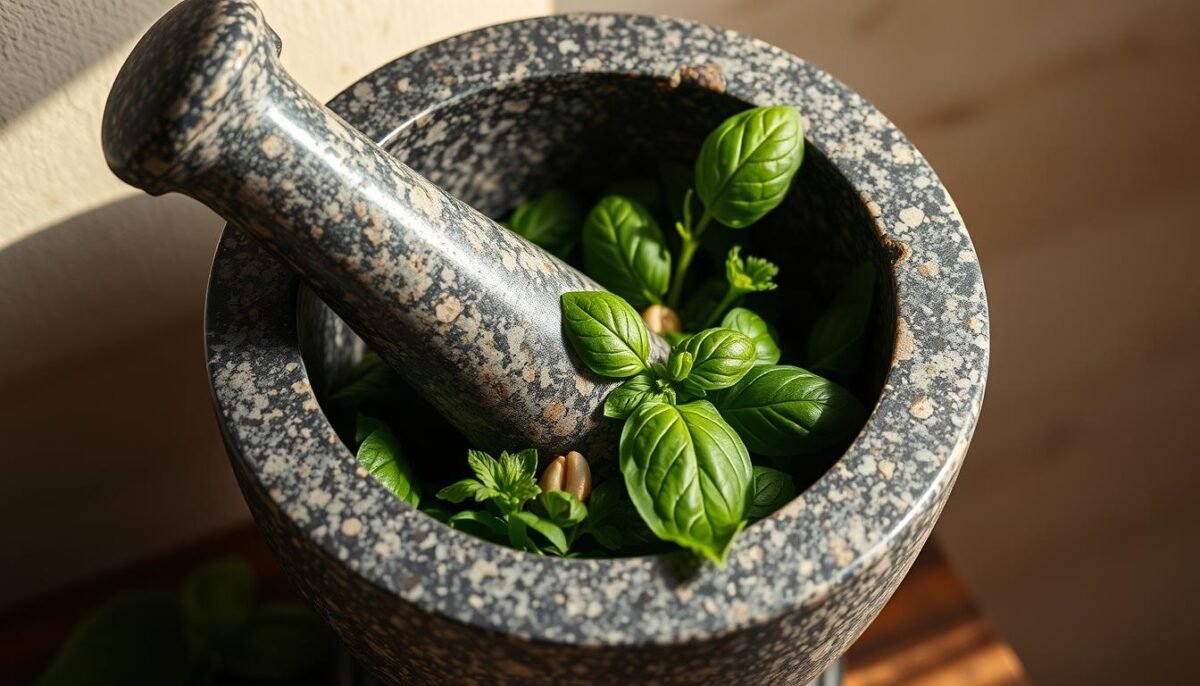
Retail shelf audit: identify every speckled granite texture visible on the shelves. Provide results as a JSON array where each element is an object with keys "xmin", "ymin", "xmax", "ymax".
[{"xmin": 190, "ymin": 5, "xmax": 985, "ymax": 686}]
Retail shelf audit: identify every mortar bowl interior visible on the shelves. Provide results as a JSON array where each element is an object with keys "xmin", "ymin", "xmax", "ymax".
[{"xmin": 297, "ymin": 71, "xmax": 896, "ymax": 506}]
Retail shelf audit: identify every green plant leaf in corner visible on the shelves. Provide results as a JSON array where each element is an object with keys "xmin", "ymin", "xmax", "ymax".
[
  {"xmin": 355, "ymin": 415, "xmax": 421, "ymax": 508},
  {"xmin": 36, "ymin": 592, "xmax": 190, "ymax": 686},
  {"xmin": 561, "ymin": 291, "xmax": 651, "ymax": 378},
  {"xmin": 748, "ymin": 466, "xmax": 797, "ymax": 520},
  {"xmin": 721, "ymin": 307, "xmax": 781, "ymax": 366},
  {"xmin": 505, "ymin": 189, "xmax": 586, "ymax": 258},
  {"xmin": 581, "ymin": 195, "xmax": 672, "ymax": 308},
  {"xmin": 620, "ymin": 400, "xmax": 753, "ymax": 563},
  {"xmin": 709, "ymin": 365, "xmax": 866, "ymax": 457},
  {"xmin": 807, "ymin": 262, "xmax": 876, "ymax": 377},
  {"xmin": 694, "ymin": 105, "xmax": 805, "ymax": 229}
]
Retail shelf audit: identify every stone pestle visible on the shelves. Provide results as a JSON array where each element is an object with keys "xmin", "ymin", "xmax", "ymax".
[{"xmin": 101, "ymin": 0, "xmax": 665, "ymax": 465}]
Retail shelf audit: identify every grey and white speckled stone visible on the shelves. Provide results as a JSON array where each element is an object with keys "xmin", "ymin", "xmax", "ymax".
[
  {"xmin": 103, "ymin": 0, "xmax": 661, "ymax": 466},
  {"xmin": 110, "ymin": 2, "xmax": 989, "ymax": 684}
]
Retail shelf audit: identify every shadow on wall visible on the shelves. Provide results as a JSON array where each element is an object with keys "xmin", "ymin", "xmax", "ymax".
[
  {"xmin": 0, "ymin": 196, "xmax": 249, "ymax": 611},
  {"xmin": 0, "ymin": 0, "xmax": 174, "ymax": 126}
]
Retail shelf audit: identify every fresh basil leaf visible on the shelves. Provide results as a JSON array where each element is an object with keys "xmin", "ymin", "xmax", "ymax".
[
  {"xmin": 748, "ymin": 466, "xmax": 797, "ymax": 519},
  {"xmin": 603, "ymin": 371, "xmax": 674, "ymax": 419},
  {"xmin": 807, "ymin": 262, "xmax": 876, "ymax": 377},
  {"xmin": 436, "ymin": 479, "xmax": 496, "ymax": 504},
  {"xmin": 620, "ymin": 400, "xmax": 752, "ymax": 563},
  {"xmin": 602, "ymin": 177, "xmax": 664, "ymax": 217},
  {"xmin": 223, "ymin": 602, "xmax": 331, "ymax": 684},
  {"xmin": 561, "ymin": 291, "xmax": 651, "ymax": 377},
  {"xmin": 506, "ymin": 189, "xmax": 586, "ymax": 258},
  {"xmin": 695, "ymin": 106, "xmax": 805, "ymax": 228},
  {"xmin": 725, "ymin": 246, "xmax": 779, "ymax": 293},
  {"xmin": 181, "ymin": 558, "xmax": 254, "ymax": 648},
  {"xmin": 449, "ymin": 511, "xmax": 510, "ymax": 545},
  {"xmin": 709, "ymin": 365, "xmax": 866, "ymax": 457},
  {"xmin": 329, "ymin": 351, "xmax": 402, "ymax": 407},
  {"xmin": 537, "ymin": 490, "xmax": 588, "ymax": 528},
  {"xmin": 512, "ymin": 511, "xmax": 569, "ymax": 554},
  {"xmin": 581, "ymin": 195, "xmax": 672, "ymax": 307},
  {"xmin": 721, "ymin": 307, "xmax": 781, "ymax": 366},
  {"xmin": 677, "ymin": 328, "xmax": 756, "ymax": 394},
  {"xmin": 667, "ymin": 350, "xmax": 694, "ymax": 381},
  {"xmin": 355, "ymin": 415, "xmax": 420, "ymax": 508}
]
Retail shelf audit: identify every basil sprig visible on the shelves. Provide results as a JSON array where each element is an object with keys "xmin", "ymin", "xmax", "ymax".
[{"xmin": 709, "ymin": 365, "xmax": 865, "ymax": 457}]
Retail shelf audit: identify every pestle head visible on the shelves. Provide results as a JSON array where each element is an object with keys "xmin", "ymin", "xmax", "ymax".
[{"xmin": 102, "ymin": 0, "xmax": 666, "ymax": 467}]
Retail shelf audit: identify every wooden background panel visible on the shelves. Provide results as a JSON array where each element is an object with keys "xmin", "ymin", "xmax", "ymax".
[{"xmin": 557, "ymin": 0, "xmax": 1200, "ymax": 681}]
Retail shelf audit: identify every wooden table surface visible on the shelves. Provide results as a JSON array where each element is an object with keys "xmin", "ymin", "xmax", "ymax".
[{"xmin": 0, "ymin": 526, "xmax": 1027, "ymax": 685}]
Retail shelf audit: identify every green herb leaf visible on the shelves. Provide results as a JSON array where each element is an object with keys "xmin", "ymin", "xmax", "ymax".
[
  {"xmin": 494, "ymin": 449, "xmax": 541, "ymax": 512},
  {"xmin": 222, "ymin": 602, "xmax": 331, "ymax": 684},
  {"xmin": 466, "ymin": 449, "xmax": 500, "ymax": 489},
  {"xmin": 36, "ymin": 592, "xmax": 190, "ymax": 686},
  {"xmin": 603, "ymin": 371, "xmax": 675, "ymax": 419},
  {"xmin": 506, "ymin": 189, "xmax": 586, "ymax": 258},
  {"xmin": 329, "ymin": 351, "xmax": 402, "ymax": 407},
  {"xmin": 181, "ymin": 558, "xmax": 254, "ymax": 649},
  {"xmin": 694, "ymin": 105, "xmax": 805, "ymax": 228},
  {"xmin": 355, "ymin": 415, "xmax": 420, "ymax": 508},
  {"xmin": 561, "ymin": 291, "xmax": 651, "ymax": 378},
  {"xmin": 725, "ymin": 246, "xmax": 779, "ymax": 293},
  {"xmin": 620, "ymin": 400, "xmax": 752, "ymax": 563},
  {"xmin": 436, "ymin": 479, "xmax": 497, "ymax": 504},
  {"xmin": 709, "ymin": 365, "xmax": 866, "ymax": 457},
  {"xmin": 512, "ymin": 511, "xmax": 569, "ymax": 554},
  {"xmin": 721, "ymin": 307, "xmax": 781, "ymax": 366},
  {"xmin": 581, "ymin": 196, "xmax": 672, "ymax": 307},
  {"xmin": 807, "ymin": 262, "xmax": 876, "ymax": 377},
  {"xmin": 748, "ymin": 466, "xmax": 797, "ymax": 519},
  {"xmin": 677, "ymin": 328, "xmax": 757, "ymax": 394},
  {"xmin": 448, "ymin": 510, "xmax": 509, "ymax": 545},
  {"xmin": 506, "ymin": 513, "xmax": 538, "ymax": 553},
  {"xmin": 537, "ymin": 490, "xmax": 588, "ymax": 528}
]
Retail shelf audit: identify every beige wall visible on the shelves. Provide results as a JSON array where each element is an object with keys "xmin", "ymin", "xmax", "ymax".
[
  {"xmin": 560, "ymin": 0, "xmax": 1200, "ymax": 682},
  {"xmin": 0, "ymin": 0, "xmax": 550, "ymax": 609}
]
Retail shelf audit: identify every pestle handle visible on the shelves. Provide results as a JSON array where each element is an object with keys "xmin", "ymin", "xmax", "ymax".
[{"xmin": 102, "ymin": 0, "xmax": 664, "ymax": 464}]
